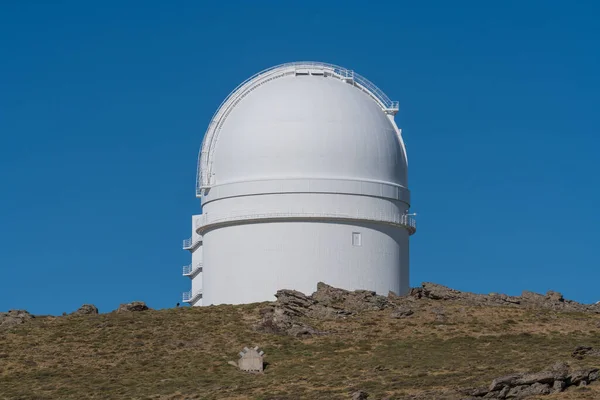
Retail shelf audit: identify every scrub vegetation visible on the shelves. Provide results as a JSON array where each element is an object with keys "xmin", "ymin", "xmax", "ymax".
[{"xmin": 1, "ymin": 298, "xmax": 599, "ymax": 399}]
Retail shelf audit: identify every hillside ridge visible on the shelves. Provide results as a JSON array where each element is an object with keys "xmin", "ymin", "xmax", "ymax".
[{"xmin": 1, "ymin": 282, "xmax": 599, "ymax": 399}]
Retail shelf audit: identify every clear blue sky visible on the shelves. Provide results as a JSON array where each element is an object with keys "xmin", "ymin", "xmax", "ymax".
[{"xmin": 1, "ymin": 1, "xmax": 599, "ymax": 315}]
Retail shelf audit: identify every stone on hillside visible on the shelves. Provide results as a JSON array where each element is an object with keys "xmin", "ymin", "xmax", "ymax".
[
  {"xmin": 488, "ymin": 292, "xmax": 521, "ymax": 304},
  {"xmin": 421, "ymin": 282, "xmax": 464, "ymax": 300},
  {"xmin": 254, "ymin": 305, "xmax": 322, "ymax": 338},
  {"xmin": 312, "ymin": 282, "xmax": 348, "ymax": 304},
  {"xmin": 275, "ymin": 289, "xmax": 318, "ymax": 317},
  {"xmin": 469, "ymin": 363, "xmax": 600, "ymax": 398},
  {"xmin": 408, "ymin": 282, "xmax": 599, "ymax": 313},
  {"xmin": 507, "ymin": 382, "xmax": 552, "ymax": 398},
  {"xmin": 515, "ymin": 369, "xmax": 567, "ymax": 385},
  {"xmin": 568, "ymin": 368, "xmax": 599, "ymax": 386},
  {"xmin": 72, "ymin": 304, "xmax": 98, "ymax": 315},
  {"xmin": 462, "ymin": 387, "xmax": 489, "ymax": 397},
  {"xmin": 0, "ymin": 310, "xmax": 33, "ymax": 330},
  {"xmin": 390, "ymin": 306, "xmax": 414, "ymax": 318},
  {"xmin": 521, "ymin": 291, "xmax": 545, "ymax": 302},
  {"xmin": 572, "ymin": 345, "xmax": 600, "ymax": 360},
  {"xmin": 552, "ymin": 380, "xmax": 566, "ymax": 393},
  {"xmin": 489, "ymin": 373, "xmax": 523, "ymax": 392},
  {"xmin": 545, "ymin": 291, "xmax": 564, "ymax": 302},
  {"xmin": 275, "ymin": 288, "xmax": 349, "ymax": 319},
  {"xmin": 351, "ymin": 390, "xmax": 369, "ymax": 399},
  {"xmin": 116, "ymin": 301, "xmax": 150, "ymax": 313},
  {"xmin": 387, "ymin": 290, "xmax": 402, "ymax": 300},
  {"xmin": 255, "ymin": 283, "xmax": 399, "ymax": 337},
  {"xmin": 313, "ymin": 282, "xmax": 391, "ymax": 312}
]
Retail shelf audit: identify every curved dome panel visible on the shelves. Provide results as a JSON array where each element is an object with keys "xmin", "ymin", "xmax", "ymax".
[{"xmin": 207, "ymin": 71, "xmax": 407, "ymax": 189}]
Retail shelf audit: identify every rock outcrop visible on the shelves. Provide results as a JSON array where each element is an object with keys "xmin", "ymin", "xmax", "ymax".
[
  {"xmin": 254, "ymin": 289, "xmax": 329, "ymax": 337},
  {"xmin": 116, "ymin": 302, "xmax": 150, "ymax": 313},
  {"xmin": 0, "ymin": 310, "xmax": 33, "ymax": 330},
  {"xmin": 312, "ymin": 282, "xmax": 392, "ymax": 313},
  {"xmin": 254, "ymin": 282, "xmax": 395, "ymax": 337},
  {"xmin": 572, "ymin": 345, "xmax": 600, "ymax": 360},
  {"xmin": 254, "ymin": 280, "xmax": 600, "ymax": 338},
  {"xmin": 72, "ymin": 304, "xmax": 99, "ymax": 315},
  {"xmin": 255, "ymin": 304, "xmax": 322, "ymax": 338},
  {"xmin": 464, "ymin": 362, "xmax": 599, "ymax": 399},
  {"xmin": 410, "ymin": 282, "xmax": 600, "ymax": 313}
]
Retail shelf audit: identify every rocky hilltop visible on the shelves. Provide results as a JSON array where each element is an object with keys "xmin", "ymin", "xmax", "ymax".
[
  {"xmin": 254, "ymin": 282, "xmax": 600, "ymax": 339},
  {"xmin": 0, "ymin": 283, "xmax": 599, "ymax": 400}
]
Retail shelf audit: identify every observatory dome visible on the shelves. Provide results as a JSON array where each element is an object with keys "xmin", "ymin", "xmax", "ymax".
[
  {"xmin": 209, "ymin": 74, "xmax": 407, "ymax": 188},
  {"xmin": 183, "ymin": 62, "xmax": 415, "ymax": 307}
]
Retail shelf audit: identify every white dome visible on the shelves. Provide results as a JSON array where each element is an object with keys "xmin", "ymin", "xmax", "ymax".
[
  {"xmin": 209, "ymin": 73, "xmax": 407, "ymax": 188},
  {"xmin": 183, "ymin": 63, "xmax": 415, "ymax": 307}
]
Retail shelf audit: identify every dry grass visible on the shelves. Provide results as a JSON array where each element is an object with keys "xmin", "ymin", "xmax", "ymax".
[{"xmin": 0, "ymin": 301, "xmax": 599, "ymax": 400}]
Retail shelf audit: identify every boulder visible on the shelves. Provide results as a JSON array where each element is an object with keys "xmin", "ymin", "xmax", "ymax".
[
  {"xmin": 420, "ymin": 282, "xmax": 464, "ymax": 301},
  {"xmin": 506, "ymin": 382, "xmax": 551, "ymax": 398},
  {"xmin": 549, "ymin": 361, "xmax": 570, "ymax": 375},
  {"xmin": 568, "ymin": 368, "xmax": 599, "ymax": 386},
  {"xmin": 312, "ymin": 282, "xmax": 391, "ymax": 312},
  {"xmin": 254, "ymin": 305, "xmax": 323, "ymax": 338},
  {"xmin": 275, "ymin": 290, "xmax": 318, "ymax": 317},
  {"xmin": 462, "ymin": 387, "xmax": 489, "ymax": 397},
  {"xmin": 72, "ymin": 304, "xmax": 99, "ymax": 315},
  {"xmin": 351, "ymin": 391, "xmax": 369, "ymax": 400},
  {"xmin": 552, "ymin": 380, "xmax": 566, "ymax": 393},
  {"xmin": 481, "ymin": 389, "xmax": 502, "ymax": 398},
  {"xmin": 0, "ymin": 310, "xmax": 33, "ymax": 330},
  {"xmin": 489, "ymin": 293, "xmax": 521, "ymax": 304},
  {"xmin": 571, "ymin": 345, "xmax": 600, "ymax": 360},
  {"xmin": 275, "ymin": 288, "xmax": 350, "ymax": 319},
  {"xmin": 515, "ymin": 369, "xmax": 567, "ymax": 386},
  {"xmin": 470, "ymin": 363, "xmax": 599, "ymax": 399},
  {"xmin": 545, "ymin": 291, "xmax": 564, "ymax": 302},
  {"xmin": 254, "ymin": 283, "xmax": 400, "ymax": 337},
  {"xmin": 489, "ymin": 373, "xmax": 523, "ymax": 392},
  {"xmin": 521, "ymin": 291, "xmax": 546, "ymax": 303},
  {"xmin": 116, "ymin": 302, "xmax": 150, "ymax": 313},
  {"xmin": 390, "ymin": 306, "xmax": 414, "ymax": 318}
]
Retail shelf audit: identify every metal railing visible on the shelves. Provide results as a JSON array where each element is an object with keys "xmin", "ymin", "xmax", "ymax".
[
  {"xmin": 182, "ymin": 263, "xmax": 203, "ymax": 276},
  {"xmin": 195, "ymin": 211, "xmax": 416, "ymax": 234},
  {"xmin": 196, "ymin": 62, "xmax": 400, "ymax": 194},
  {"xmin": 182, "ymin": 237, "xmax": 202, "ymax": 250},
  {"xmin": 182, "ymin": 290, "xmax": 202, "ymax": 303}
]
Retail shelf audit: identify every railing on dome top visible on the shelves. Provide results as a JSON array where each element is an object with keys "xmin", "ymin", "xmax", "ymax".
[{"xmin": 195, "ymin": 62, "xmax": 400, "ymax": 195}]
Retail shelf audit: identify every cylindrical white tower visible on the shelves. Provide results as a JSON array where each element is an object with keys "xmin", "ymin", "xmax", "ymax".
[{"xmin": 182, "ymin": 62, "xmax": 415, "ymax": 306}]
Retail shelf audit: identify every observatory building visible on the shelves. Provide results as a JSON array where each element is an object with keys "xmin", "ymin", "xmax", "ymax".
[{"xmin": 182, "ymin": 62, "xmax": 416, "ymax": 306}]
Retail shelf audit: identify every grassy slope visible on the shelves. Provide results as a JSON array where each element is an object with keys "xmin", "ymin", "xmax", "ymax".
[{"xmin": 1, "ymin": 300, "xmax": 599, "ymax": 400}]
